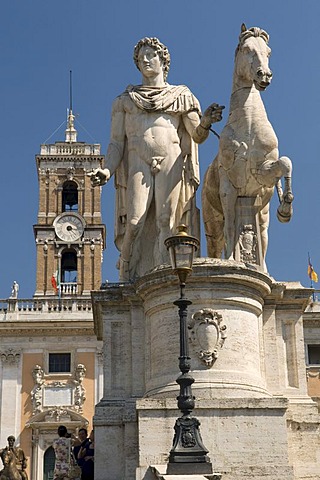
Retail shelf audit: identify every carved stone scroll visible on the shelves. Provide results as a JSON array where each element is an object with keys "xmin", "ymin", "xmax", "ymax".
[
  {"xmin": 30, "ymin": 363, "xmax": 87, "ymax": 415},
  {"xmin": 0, "ymin": 348, "xmax": 21, "ymax": 365},
  {"xmin": 31, "ymin": 365, "xmax": 45, "ymax": 414},
  {"xmin": 72, "ymin": 364, "xmax": 86, "ymax": 413}
]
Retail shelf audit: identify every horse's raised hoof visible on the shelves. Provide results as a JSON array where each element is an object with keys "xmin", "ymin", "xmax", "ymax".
[{"xmin": 277, "ymin": 201, "xmax": 293, "ymax": 223}]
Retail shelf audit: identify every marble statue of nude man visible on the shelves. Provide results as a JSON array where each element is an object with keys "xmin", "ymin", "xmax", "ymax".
[{"xmin": 90, "ymin": 37, "xmax": 224, "ymax": 281}]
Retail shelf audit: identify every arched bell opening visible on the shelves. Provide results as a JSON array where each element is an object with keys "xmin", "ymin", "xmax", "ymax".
[
  {"xmin": 61, "ymin": 248, "xmax": 78, "ymax": 295},
  {"xmin": 62, "ymin": 181, "xmax": 78, "ymax": 212}
]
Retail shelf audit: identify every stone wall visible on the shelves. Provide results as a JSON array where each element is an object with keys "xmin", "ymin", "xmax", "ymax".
[{"xmin": 92, "ymin": 259, "xmax": 319, "ymax": 480}]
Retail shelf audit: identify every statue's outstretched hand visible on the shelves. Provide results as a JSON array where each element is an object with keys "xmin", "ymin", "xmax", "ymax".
[
  {"xmin": 88, "ymin": 168, "xmax": 111, "ymax": 187},
  {"xmin": 201, "ymin": 103, "xmax": 225, "ymax": 128}
]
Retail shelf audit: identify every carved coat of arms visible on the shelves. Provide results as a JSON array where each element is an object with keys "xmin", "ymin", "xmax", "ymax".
[{"xmin": 188, "ymin": 308, "xmax": 227, "ymax": 367}]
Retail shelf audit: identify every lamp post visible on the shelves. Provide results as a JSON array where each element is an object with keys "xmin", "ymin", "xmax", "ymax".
[{"xmin": 164, "ymin": 225, "xmax": 212, "ymax": 475}]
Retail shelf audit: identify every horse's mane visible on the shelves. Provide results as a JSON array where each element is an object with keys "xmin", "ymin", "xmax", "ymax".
[{"xmin": 235, "ymin": 26, "xmax": 269, "ymax": 57}]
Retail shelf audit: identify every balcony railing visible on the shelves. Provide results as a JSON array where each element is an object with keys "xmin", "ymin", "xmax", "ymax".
[
  {"xmin": 0, "ymin": 297, "xmax": 92, "ymax": 316},
  {"xmin": 60, "ymin": 282, "xmax": 78, "ymax": 295},
  {"xmin": 40, "ymin": 143, "xmax": 101, "ymax": 156}
]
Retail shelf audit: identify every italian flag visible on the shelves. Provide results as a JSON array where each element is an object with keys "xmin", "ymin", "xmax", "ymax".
[{"xmin": 51, "ymin": 270, "xmax": 60, "ymax": 294}]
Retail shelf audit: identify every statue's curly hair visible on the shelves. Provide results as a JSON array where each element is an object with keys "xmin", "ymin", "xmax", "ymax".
[{"xmin": 133, "ymin": 37, "xmax": 171, "ymax": 81}]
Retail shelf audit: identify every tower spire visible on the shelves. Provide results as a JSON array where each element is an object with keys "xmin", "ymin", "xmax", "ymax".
[{"xmin": 65, "ymin": 70, "xmax": 77, "ymax": 143}]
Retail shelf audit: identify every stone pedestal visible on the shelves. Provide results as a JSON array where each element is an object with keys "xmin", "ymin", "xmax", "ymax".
[
  {"xmin": 141, "ymin": 260, "xmax": 270, "ymax": 399},
  {"xmin": 92, "ymin": 259, "xmax": 318, "ymax": 480}
]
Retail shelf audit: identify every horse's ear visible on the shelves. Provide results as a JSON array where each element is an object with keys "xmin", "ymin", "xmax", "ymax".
[{"xmin": 241, "ymin": 23, "xmax": 247, "ymax": 33}]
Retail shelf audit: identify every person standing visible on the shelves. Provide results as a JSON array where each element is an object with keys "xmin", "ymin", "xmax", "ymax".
[
  {"xmin": 77, "ymin": 430, "xmax": 94, "ymax": 480},
  {"xmin": 73, "ymin": 428, "xmax": 89, "ymax": 472},
  {"xmin": 52, "ymin": 425, "xmax": 72, "ymax": 480}
]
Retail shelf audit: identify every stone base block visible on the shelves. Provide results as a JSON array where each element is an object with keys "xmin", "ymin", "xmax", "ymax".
[
  {"xmin": 166, "ymin": 462, "xmax": 213, "ymax": 475},
  {"xmin": 152, "ymin": 464, "xmax": 221, "ymax": 479},
  {"xmin": 136, "ymin": 397, "xmax": 293, "ymax": 480}
]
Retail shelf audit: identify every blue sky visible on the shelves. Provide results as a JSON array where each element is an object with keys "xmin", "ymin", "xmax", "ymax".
[{"xmin": 0, "ymin": 0, "xmax": 319, "ymax": 298}]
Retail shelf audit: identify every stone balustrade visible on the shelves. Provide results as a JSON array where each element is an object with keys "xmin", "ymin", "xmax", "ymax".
[
  {"xmin": 0, "ymin": 297, "xmax": 92, "ymax": 319},
  {"xmin": 40, "ymin": 143, "xmax": 101, "ymax": 156},
  {"xmin": 60, "ymin": 282, "xmax": 78, "ymax": 295}
]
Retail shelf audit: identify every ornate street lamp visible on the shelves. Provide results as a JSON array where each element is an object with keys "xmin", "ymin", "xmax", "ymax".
[{"xmin": 164, "ymin": 225, "xmax": 212, "ymax": 475}]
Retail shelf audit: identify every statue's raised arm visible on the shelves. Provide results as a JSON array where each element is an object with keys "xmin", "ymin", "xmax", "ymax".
[{"xmin": 202, "ymin": 24, "xmax": 293, "ymax": 271}]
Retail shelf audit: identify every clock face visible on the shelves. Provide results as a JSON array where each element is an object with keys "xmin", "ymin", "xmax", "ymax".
[{"xmin": 54, "ymin": 214, "xmax": 84, "ymax": 242}]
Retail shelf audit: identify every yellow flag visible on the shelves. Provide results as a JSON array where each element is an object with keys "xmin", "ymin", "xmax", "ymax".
[{"xmin": 308, "ymin": 258, "xmax": 318, "ymax": 283}]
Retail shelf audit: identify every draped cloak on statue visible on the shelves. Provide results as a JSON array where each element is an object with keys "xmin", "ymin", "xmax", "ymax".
[{"xmin": 114, "ymin": 84, "xmax": 201, "ymax": 262}]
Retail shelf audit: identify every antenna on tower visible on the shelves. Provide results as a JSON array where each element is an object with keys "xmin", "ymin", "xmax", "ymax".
[
  {"xmin": 69, "ymin": 70, "xmax": 73, "ymax": 112},
  {"xmin": 65, "ymin": 69, "xmax": 77, "ymax": 143}
]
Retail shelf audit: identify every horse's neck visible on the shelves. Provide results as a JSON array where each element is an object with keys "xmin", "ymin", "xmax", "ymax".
[
  {"xmin": 2, "ymin": 453, "xmax": 20, "ymax": 479},
  {"xmin": 228, "ymin": 80, "xmax": 268, "ymax": 125},
  {"xmin": 6, "ymin": 463, "xmax": 21, "ymax": 480}
]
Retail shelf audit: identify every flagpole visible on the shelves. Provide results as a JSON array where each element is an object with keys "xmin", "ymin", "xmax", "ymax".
[
  {"xmin": 58, "ymin": 266, "xmax": 62, "ymax": 311},
  {"xmin": 311, "ymin": 279, "xmax": 315, "ymax": 302}
]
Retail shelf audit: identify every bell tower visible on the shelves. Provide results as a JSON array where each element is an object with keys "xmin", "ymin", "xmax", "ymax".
[{"xmin": 33, "ymin": 108, "xmax": 105, "ymax": 296}]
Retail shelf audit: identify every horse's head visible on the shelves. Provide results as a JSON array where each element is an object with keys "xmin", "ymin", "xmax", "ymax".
[{"xmin": 234, "ymin": 23, "xmax": 272, "ymax": 91}]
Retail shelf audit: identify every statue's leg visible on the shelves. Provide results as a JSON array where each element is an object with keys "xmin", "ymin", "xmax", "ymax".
[
  {"xmin": 202, "ymin": 165, "xmax": 224, "ymax": 258},
  {"xmin": 256, "ymin": 155, "xmax": 293, "ymax": 223},
  {"xmin": 258, "ymin": 155, "xmax": 293, "ymax": 200},
  {"xmin": 203, "ymin": 201, "xmax": 224, "ymax": 257},
  {"xmin": 258, "ymin": 203, "xmax": 270, "ymax": 271},
  {"xmin": 277, "ymin": 156, "xmax": 293, "ymax": 222},
  {"xmin": 154, "ymin": 156, "xmax": 183, "ymax": 265},
  {"xmin": 219, "ymin": 168, "xmax": 237, "ymax": 259},
  {"xmin": 278, "ymin": 156, "xmax": 294, "ymax": 201},
  {"xmin": 120, "ymin": 168, "xmax": 153, "ymax": 281}
]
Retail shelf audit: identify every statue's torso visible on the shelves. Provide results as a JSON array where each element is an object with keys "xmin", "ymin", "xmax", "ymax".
[{"xmin": 121, "ymin": 95, "xmax": 182, "ymax": 164}]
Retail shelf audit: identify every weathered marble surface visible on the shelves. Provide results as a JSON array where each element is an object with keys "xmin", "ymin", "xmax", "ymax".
[
  {"xmin": 92, "ymin": 260, "xmax": 319, "ymax": 480},
  {"xmin": 202, "ymin": 24, "xmax": 293, "ymax": 270},
  {"xmin": 89, "ymin": 37, "xmax": 223, "ymax": 282}
]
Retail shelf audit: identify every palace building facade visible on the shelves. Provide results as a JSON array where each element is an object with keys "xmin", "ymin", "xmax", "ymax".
[{"xmin": 0, "ymin": 110, "xmax": 105, "ymax": 480}]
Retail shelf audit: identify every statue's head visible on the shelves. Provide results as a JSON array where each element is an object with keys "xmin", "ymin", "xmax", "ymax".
[
  {"xmin": 7, "ymin": 436, "xmax": 15, "ymax": 447},
  {"xmin": 75, "ymin": 363, "xmax": 86, "ymax": 381},
  {"xmin": 32, "ymin": 364, "xmax": 44, "ymax": 383},
  {"xmin": 133, "ymin": 37, "xmax": 171, "ymax": 81}
]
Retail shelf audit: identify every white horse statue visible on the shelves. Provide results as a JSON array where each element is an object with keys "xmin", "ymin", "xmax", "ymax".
[{"xmin": 202, "ymin": 24, "xmax": 293, "ymax": 269}]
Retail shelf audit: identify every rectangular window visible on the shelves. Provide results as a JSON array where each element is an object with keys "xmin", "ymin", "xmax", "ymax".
[
  {"xmin": 307, "ymin": 344, "xmax": 320, "ymax": 365},
  {"xmin": 48, "ymin": 353, "xmax": 71, "ymax": 373}
]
